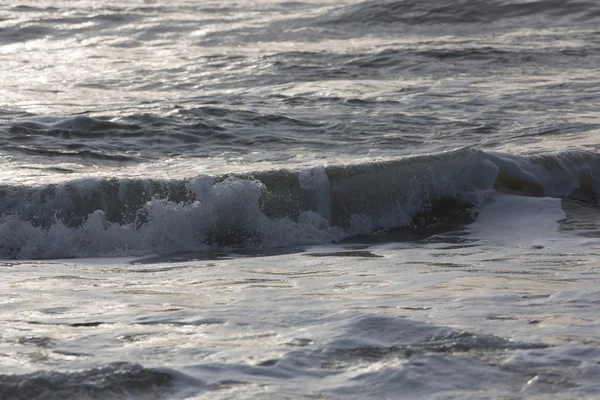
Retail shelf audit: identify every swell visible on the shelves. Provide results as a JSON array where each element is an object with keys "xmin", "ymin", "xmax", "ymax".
[{"xmin": 1, "ymin": 148, "xmax": 599, "ymax": 259}]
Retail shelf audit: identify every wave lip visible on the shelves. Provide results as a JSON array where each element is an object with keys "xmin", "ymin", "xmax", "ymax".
[{"xmin": 1, "ymin": 148, "xmax": 599, "ymax": 259}]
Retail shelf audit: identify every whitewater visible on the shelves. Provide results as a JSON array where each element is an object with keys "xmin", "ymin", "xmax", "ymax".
[{"xmin": 1, "ymin": 0, "xmax": 600, "ymax": 398}]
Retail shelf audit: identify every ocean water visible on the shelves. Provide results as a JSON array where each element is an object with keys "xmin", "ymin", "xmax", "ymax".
[{"xmin": 2, "ymin": 0, "xmax": 600, "ymax": 398}]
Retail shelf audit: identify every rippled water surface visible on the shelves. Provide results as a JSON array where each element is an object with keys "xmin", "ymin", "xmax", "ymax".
[
  {"xmin": 2, "ymin": 0, "xmax": 600, "ymax": 398},
  {"xmin": 2, "ymin": 0, "xmax": 600, "ymax": 180}
]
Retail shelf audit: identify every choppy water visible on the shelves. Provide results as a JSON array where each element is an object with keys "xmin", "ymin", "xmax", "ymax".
[{"xmin": 2, "ymin": 0, "xmax": 600, "ymax": 398}]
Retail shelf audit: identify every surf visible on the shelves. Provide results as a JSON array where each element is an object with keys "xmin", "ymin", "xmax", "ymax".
[{"xmin": 1, "ymin": 148, "xmax": 598, "ymax": 259}]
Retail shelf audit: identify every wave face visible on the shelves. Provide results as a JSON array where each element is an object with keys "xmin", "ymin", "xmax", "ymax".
[{"xmin": 1, "ymin": 148, "xmax": 599, "ymax": 259}]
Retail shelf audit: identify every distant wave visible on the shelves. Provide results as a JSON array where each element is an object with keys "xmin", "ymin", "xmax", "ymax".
[
  {"xmin": 321, "ymin": 0, "xmax": 600, "ymax": 26},
  {"xmin": 1, "ymin": 148, "xmax": 598, "ymax": 259}
]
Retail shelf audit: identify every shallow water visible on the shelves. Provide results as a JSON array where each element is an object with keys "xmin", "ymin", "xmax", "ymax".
[{"xmin": 2, "ymin": 0, "xmax": 600, "ymax": 398}]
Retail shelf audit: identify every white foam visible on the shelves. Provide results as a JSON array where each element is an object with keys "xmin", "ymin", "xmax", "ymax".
[
  {"xmin": 468, "ymin": 194, "xmax": 566, "ymax": 245},
  {"xmin": 0, "ymin": 176, "xmax": 345, "ymax": 259}
]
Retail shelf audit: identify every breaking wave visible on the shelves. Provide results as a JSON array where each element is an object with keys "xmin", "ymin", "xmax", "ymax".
[{"xmin": 1, "ymin": 148, "xmax": 599, "ymax": 259}]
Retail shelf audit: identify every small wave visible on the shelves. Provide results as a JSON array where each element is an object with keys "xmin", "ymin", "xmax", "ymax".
[
  {"xmin": 329, "ymin": 314, "xmax": 548, "ymax": 354},
  {"xmin": 322, "ymin": 0, "xmax": 599, "ymax": 27},
  {"xmin": 1, "ymin": 109, "xmax": 327, "ymax": 163},
  {"xmin": 3, "ymin": 116, "xmax": 145, "ymax": 163},
  {"xmin": 1, "ymin": 148, "xmax": 599, "ymax": 259},
  {"xmin": 0, "ymin": 362, "xmax": 173, "ymax": 400},
  {"xmin": 0, "ymin": 25, "xmax": 54, "ymax": 44},
  {"xmin": 3, "ymin": 146, "xmax": 137, "ymax": 162},
  {"xmin": 7, "ymin": 116, "xmax": 143, "ymax": 141},
  {"xmin": 265, "ymin": 46, "xmax": 598, "ymax": 82},
  {"xmin": 265, "ymin": 314, "xmax": 548, "ymax": 382}
]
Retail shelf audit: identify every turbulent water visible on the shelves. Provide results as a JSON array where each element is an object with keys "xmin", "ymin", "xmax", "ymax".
[{"xmin": 2, "ymin": 0, "xmax": 600, "ymax": 398}]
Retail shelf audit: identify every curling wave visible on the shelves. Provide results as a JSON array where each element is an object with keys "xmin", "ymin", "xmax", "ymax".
[{"xmin": 1, "ymin": 148, "xmax": 598, "ymax": 259}]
